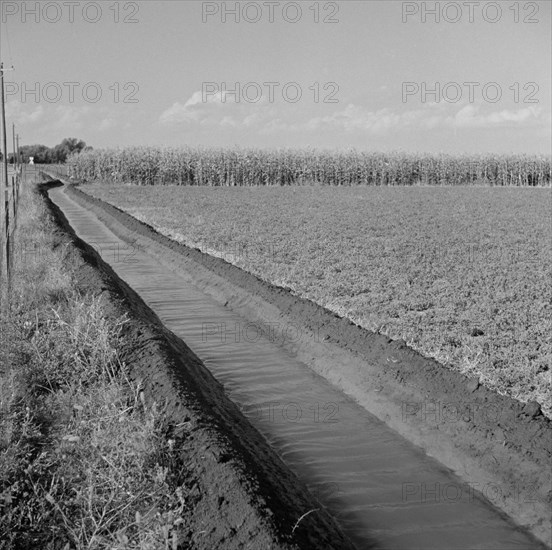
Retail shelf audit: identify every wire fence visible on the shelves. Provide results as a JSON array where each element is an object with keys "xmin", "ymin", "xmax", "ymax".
[
  {"xmin": 37, "ymin": 163, "xmax": 71, "ymax": 180},
  {"xmin": 0, "ymin": 163, "xmax": 67, "ymax": 308},
  {"xmin": 1, "ymin": 163, "xmax": 24, "ymax": 302}
]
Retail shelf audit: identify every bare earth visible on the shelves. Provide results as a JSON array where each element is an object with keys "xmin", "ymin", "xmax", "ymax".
[
  {"xmin": 51, "ymin": 181, "xmax": 552, "ymax": 547},
  {"xmin": 82, "ymin": 184, "xmax": 552, "ymax": 417}
]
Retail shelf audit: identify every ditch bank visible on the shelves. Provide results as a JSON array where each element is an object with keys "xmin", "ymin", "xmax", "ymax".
[
  {"xmin": 45, "ymin": 175, "xmax": 551, "ymax": 547},
  {"xmin": 38, "ymin": 179, "xmax": 357, "ymax": 550}
]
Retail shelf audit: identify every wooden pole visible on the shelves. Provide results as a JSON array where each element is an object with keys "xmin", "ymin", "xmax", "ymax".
[
  {"xmin": 16, "ymin": 134, "xmax": 21, "ymax": 207},
  {"xmin": 11, "ymin": 124, "xmax": 15, "ymax": 168},
  {"xmin": 11, "ymin": 125, "xmax": 16, "ymax": 221},
  {"xmin": 0, "ymin": 64, "xmax": 8, "ymax": 205},
  {"xmin": 0, "ymin": 62, "xmax": 9, "ymax": 299}
]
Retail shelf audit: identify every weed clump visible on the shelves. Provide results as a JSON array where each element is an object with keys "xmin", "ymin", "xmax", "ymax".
[{"xmin": 0, "ymin": 184, "xmax": 191, "ymax": 549}]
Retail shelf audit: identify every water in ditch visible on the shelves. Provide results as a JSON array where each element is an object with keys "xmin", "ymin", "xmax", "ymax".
[{"xmin": 49, "ymin": 187, "xmax": 544, "ymax": 550}]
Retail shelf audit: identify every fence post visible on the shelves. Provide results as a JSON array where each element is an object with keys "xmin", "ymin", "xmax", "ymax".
[
  {"xmin": 3, "ymin": 186, "xmax": 10, "ymax": 294},
  {"xmin": 11, "ymin": 175, "xmax": 15, "ymax": 223},
  {"xmin": 0, "ymin": 188, "xmax": 5, "ymax": 294},
  {"xmin": 15, "ymin": 170, "xmax": 20, "ymax": 217}
]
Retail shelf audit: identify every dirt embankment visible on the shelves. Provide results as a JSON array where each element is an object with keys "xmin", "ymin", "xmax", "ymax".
[
  {"xmin": 52, "ymin": 178, "xmax": 552, "ymax": 548},
  {"xmin": 38, "ymin": 180, "xmax": 357, "ymax": 550}
]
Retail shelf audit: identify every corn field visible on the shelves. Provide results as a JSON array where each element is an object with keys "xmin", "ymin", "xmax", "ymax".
[{"xmin": 67, "ymin": 147, "xmax": 552, "ymax": 187}]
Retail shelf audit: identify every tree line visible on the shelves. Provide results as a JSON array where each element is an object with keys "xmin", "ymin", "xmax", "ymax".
[{"xmin": 0, "ymin": 138, "xmax": 91, "ymax": 164}]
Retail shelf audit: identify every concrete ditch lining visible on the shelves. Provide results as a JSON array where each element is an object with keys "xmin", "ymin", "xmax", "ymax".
[{"xmin": 44, "ymin": 175, "xmax": 552, "ymax": 547}]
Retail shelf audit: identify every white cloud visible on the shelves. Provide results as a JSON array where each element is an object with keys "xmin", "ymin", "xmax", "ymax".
[
  {"xmin": 184, "ymin": 90, "xmax": 206, "ymax": 108},
  {"xmin": 448, "ymin": 104, "xmax": 543, "ymax": 128},
  {"xmin": 303, "ymin": 102, "xmax": 547, "ymax": 134},
  {"xmin": 99, "ymin": 117, "xmax": 116, "ymax": 131},
  {"xmin": 220, "ymin": 116, "xmax": 238, "ymax": 127},
  {"xmin": 159, "ymin": 101, "xmax": 200, "ymax": 124},
  {"xmin": 159, "ymin": 90, "xmax": 550, "ymax": 138},
  {"xmin": 4, "ymin": 100, "xmax": 131, "ymax": 142},
  {"xmin": 159, "ymin": 88, "xmax": 269, "ymax": 126},
  {"xmin": 53, "ymin": 105, "xmax": 90, "ymax": 130},
  {"xmin": 6, "ymin": 101, "xmax": 45, "ymax": 124},
  {"xmin": 159, "ymin": 91, "xmax": 230, "ymax": 125}
]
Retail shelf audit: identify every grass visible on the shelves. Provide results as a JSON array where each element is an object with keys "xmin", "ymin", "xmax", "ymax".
[
  {"xmin": 81, "ymin": 183, "xmax": 552, "ymax": 418},
  {"xmin": 0, "ymin": 182, "xmax": 191, "ymax": 548}
]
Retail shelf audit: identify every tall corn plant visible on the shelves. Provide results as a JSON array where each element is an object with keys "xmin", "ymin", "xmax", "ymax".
[{"xmin": 67, "ymin": 147, "xmax": 551, "ymax": 187}]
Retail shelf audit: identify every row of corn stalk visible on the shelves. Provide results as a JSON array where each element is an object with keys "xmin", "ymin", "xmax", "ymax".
[{"xmin": 67, "ymin": 147, "xmax": 552, "ymax": 187}]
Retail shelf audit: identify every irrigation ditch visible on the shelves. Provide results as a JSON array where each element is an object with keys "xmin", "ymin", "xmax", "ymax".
[
  {"xmin": 37, "ymin": 178, "xmax": 355, "ymax": 550},
  {"xmin": 41, "ymin": 173, "xmax": 551, "ymax": 549}
]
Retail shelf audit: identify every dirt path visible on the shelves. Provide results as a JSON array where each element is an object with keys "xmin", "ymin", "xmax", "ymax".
[{"xmin": 44, "ymin": 177, "xmax": 551, "ymax": 548}]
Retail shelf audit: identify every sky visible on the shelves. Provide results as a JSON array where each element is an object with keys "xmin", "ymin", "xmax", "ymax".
[{"xmin": 0, "ymin": 0, "xmax": 550, "ymax": 154}]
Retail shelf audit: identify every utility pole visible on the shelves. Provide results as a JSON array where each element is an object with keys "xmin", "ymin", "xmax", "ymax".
[
  {"xmin": 0, "ymin": 62, "xmax": 9, "ymax": 290},
  {"xmin": 0, "ymin": 64, "xmax": 8, "ymax": 199},
  {"xmin": 10, "ymin": 124, "xmax": 16, "ymax": 221},
  {"xmin": 0, "ymin": 62, "xmax": 15, "ymax": 305}
]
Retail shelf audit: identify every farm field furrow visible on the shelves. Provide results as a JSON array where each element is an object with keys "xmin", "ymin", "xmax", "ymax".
[{"xmin": 81, "ymin": 184, "xmax": 552, "ymax": 417}]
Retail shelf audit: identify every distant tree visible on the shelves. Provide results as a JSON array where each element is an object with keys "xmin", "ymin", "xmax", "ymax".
[
  {"xmin": 17, "ymin": 138, "xmax": 92, "ymax": 163},
  {"xmin": 53, "ymin": 138, "xmax": 88, "ymax": 163},
  {"xmin": 19, "ymin": 144, "xmax": 50, "ymax": 163},
  {"xmin": 0, "ymin": 152, "xmax": 23, "ymax": 163}
]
